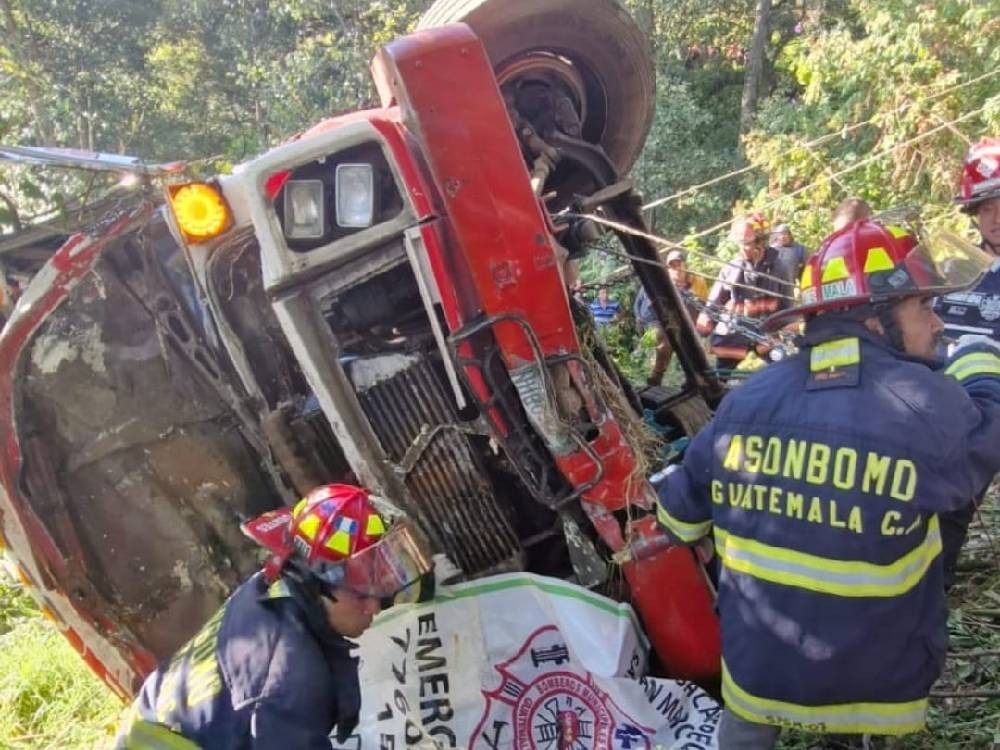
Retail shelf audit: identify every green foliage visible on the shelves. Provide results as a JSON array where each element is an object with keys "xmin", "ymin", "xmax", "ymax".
[
  {"xmin": 0, "ymin": 618, "xmax": 122, "ymax": 749},
  {"xmin": 631, "ymin": 70, "xmax": 745, "ymax": 247},
  {"xmin": 743, "ymin": 0, "xmax": 1000, "ymax": 249},
  {"xmin": 0, "ymin": 573, "xmax": 36, "ymax": 635},
  {"xmin": 0, "ymin": 0, "xmax": 433, "ymax": 232},
  {"xmin": 0, "ymin": 571, "xmax": 121, "ymax": 749}
]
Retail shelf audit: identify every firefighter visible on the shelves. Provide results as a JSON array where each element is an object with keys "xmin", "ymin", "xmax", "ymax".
[
  {"xmin": 697, "ymin": 214, "xmax": 792, "ymax": 370},
  {"xmin": 654, "ymin": 220, "xmax": 1000, "ymax": 748},
  {"xmin": 114, "ymin": 483, "xmax": 434, "ymax": 749},
  {"xmin": 936, "ymin": 136, "xmax": 1000, "ymax": 345},
  {"xmin": 932, "ymin": 136, "xmax": 1000, "ymax": 588},
  {"xmin": 953, "ymin": 137, "xmax": 1000, "ymax": 256}
]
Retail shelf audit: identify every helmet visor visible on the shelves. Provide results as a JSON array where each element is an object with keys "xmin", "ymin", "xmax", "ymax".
[
  {"xmin": 314, "ymin": 521, "xmax": 432, "ymax": 599},
  {"xmin": 870, "ymin": 229, "xmax": 993, "ymax": 298}
]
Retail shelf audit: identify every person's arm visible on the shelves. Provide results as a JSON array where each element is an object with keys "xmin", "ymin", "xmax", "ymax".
[
  {"xmin": 654, "ymin": 420, "xmax": 716, "ymax": 544},
  {"xmin": 935, "ymin": 339, "xmax": 1000, "ymax": 506},
  {"xmin": 696, "ymin": 273, "xmax": 729, "ymax": 336},
  {"xmin": 249, "ymin": 631, "xmax": 354, "ymax": 750}
]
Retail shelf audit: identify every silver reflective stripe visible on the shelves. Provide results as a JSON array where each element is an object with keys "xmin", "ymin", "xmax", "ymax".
[{"xmin": 714, "ymin": 516, "xmax": 941, "ymax": 597}]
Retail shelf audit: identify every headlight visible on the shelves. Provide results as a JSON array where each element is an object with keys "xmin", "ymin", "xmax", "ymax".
[
  {"xmin": 335, "ymin": 163, "xmax": 374, "ymax": 228},
  {"xmin": 283, "ymin": 179, "xmax": 325, "ymax": 239}
]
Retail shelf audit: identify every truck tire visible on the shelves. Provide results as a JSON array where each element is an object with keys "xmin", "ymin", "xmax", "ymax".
[{"xmin": 416, "ymin": 0, "xmax": 655, "ymax": 175}]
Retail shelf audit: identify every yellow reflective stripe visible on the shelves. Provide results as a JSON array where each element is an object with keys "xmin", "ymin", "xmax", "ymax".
[
  {"xmin": 821, "ymin": 256, "xmax": 849, "ymax": 282},
  {"xmin": 800, "ymin": 264, "xmax": 813, "ymax": 289},
  {"xmin": 266, "ymin": 578, "xmax": 291, "ymax": 599},
  {"xmin": 713, "ymin": 515, "xmax": 941, "ymax": 598},
  {"xmin": 945, "ymin": 352, "xmax": 1000, "ymax": 382},
  {"xmin": 722, "ymin": 661, "xmax": 927, "ymax": 735},
  {"xmin": 810, "ymin": 337, "xmax": 860, "ymax": 372},
  {"xmin": 124, "ymin": 720, "xmax": 202, "ymax": 750},
  {"xmin": 298, "ymin": 513, "xmax": 321, "ymax": 541},
  {"xmin": 655, "ymin": 502, "xmax": 711, "ymax": 542},
  {"xmin": 951, "ymin": 362, "xmax": 1000, "ymax": 381},
  {"xmin": 863, "ymin": 246, "xmax": 894, "ymax": 273}
]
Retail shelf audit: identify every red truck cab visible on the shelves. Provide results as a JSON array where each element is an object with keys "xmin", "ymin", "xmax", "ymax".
[{"xmin": 0, "ymin": 8, "xmax": 722, "ymax": 699}]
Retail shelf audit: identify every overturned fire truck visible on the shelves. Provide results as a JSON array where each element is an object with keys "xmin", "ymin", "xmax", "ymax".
[{"xmin": 0, "ymin": 0, "xmax": 726, "ymax": 700}]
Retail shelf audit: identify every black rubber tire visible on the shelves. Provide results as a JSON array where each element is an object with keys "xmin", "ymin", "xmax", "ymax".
[{"xmin": 416, "ymin": 0, "xmax": 655, "ymax": 174}]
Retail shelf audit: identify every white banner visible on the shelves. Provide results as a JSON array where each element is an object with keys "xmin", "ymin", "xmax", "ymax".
[{"xmin": 333, "ymin": 573, "xmax": 720, "ymax": 750}]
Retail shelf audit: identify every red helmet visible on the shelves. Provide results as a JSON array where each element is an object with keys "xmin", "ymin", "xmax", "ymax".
[
  {"xmin": 730, "ymin": 213, "xmax": 769, "ymax": 244},
  {"xmin": 764, "ymin": 219, "xmax": 991, "ymax": 331},
  {"xmin": 241, "ymin": 483, "xmax": 432, "ymax": 598},
  {"xmin": 955, "ymin": 137, "xmax": 1000, "ymax": 213}
]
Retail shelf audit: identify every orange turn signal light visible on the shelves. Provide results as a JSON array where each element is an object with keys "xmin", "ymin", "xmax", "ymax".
[{"xmin": 168, "ymin": 183, "xmax": 232, "ymax": 241}]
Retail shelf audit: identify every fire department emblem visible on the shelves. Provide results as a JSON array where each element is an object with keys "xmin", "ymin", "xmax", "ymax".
[
  {"xmin": 470, "ymin": 625, "xmax": 652, "ymax": 750},
  {"xmin": 979, "ymin": 294, "xmax": 1000, "ymax": 322}
]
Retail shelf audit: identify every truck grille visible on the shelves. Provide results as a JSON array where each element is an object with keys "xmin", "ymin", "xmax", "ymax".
[{"xmin": 352, "ymin": 354, "xmax": 520, "ymax": 575}]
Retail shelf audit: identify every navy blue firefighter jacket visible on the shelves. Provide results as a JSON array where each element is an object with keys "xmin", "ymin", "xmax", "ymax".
[
  {"xmin": 655, "ymin": 316, "xmax": 1000, "ymax": 735},
  {"xmin": 114, "ymin": 572, "xmax": 361, "ymax": 749},
  {"xmin": 934, "ymin": 258, "xmax": 1000, "ymax": 342}
]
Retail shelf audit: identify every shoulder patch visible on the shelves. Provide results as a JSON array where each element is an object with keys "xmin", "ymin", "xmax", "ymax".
[{"xmin": 808, "ymin": 337, "xmax": 860, "ymax": 390}]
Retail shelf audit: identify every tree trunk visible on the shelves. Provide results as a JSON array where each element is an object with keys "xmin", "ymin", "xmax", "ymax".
[
  {"xmin": 634, "ymin": 0, "xmax": 657, "ymax": 54},
  {"xmin": 740, "ymin": 0, "xmax": 772, "ymax": 135},
  {"xmin": 0, "ymin": 189, "xmax": 23, "ymax": 232},
  {"xmin": 0, "ymin": 0, "xmax": 56, "ymax": 145}
]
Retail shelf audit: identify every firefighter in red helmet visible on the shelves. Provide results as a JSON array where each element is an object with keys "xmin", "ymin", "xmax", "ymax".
[
  {"xmin": 115, "ymin": 484, "xmax": 433, "ymax": 749},
  {"xmin": 654, "ymin": 220, "xmax": 1000, "ymax": 748},
  {"xmin": 936, "ymin": 137, "xmax": 1000, "ymax": 344},
  {"xmin": 929, "ymin": 137, "xmax": 1000, "ymax": 589},
  {"xmin": 954, "ymin": 136, "xmax": 1000, "ymax": 253}
]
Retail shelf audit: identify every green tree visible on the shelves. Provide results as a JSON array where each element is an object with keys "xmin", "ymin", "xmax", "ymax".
[{"xmin": 743, "ymin": 0, "xmax": 1000, "ymax": 248}]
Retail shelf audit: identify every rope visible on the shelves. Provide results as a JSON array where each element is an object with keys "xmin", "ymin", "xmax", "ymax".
[
  {"xmin": 640, "ymin": 66, "xmax": 1000, "ymax": 212},
  {"xmin": 573, "ymin": 211, "xmax": 797, "ymax": 299},
  {"xmin": 575, "ymin": 215, "xmax": 797, "ymax": 302},
  {"xmin": 584, "ymin": 95, "xmax": 994, "ymax": 291}
]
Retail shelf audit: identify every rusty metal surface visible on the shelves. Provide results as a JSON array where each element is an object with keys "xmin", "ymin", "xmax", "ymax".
[{"xmin": 16, "ymin": 218, "xmax": 279, "ymax": 663}]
